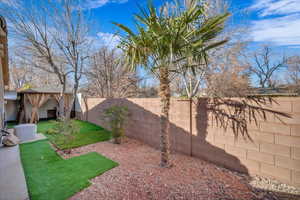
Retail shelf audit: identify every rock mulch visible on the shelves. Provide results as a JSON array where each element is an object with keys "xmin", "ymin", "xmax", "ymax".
[
  {"xmin": 66, "ymin": 138, "xmax": 300, "ymax": 200},
  {"xmin": 249, "ymin": 176, "xmax": 300, "ymax": 199}
]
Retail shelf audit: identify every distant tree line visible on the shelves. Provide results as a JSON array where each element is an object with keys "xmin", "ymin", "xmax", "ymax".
[{"xmin": 3, "ymin": 0, "xmax": 300, "ymax": 102}]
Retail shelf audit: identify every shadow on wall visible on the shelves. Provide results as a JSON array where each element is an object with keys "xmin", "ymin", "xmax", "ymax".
[
  {"xmin": 81, "ymin": 97, "xmax": 291, "ymax": 174},
  {"xmin": 192, "ymin": 97, "xmax": 292, "ymax": 174},
  {"xmin": 192, "ymin": 98, "xmax": 249, "ymax": 173},
  {"xmin": 82, "ymin": 98, "xmax": 183, "ymax": 152},
  {"xmin": 81, "ymin": 98, "xmax": 251, "ymax": 173},
  {"xmin": 80, "ymin": 97, "xmax": 300, "ymax": 198}
]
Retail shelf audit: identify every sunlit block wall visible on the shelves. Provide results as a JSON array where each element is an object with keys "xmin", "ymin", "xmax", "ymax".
[{"xmin": 77, "ymin": 97, "xmax": 300, "ymax": 188}]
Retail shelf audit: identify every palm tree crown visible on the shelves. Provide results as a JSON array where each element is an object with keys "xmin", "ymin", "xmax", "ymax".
[
  {"xmin": 114, "ymin": 0, "xmax": 230, "ymax": 167},
  {"xmin": 114, "ymin": 0, "xmax": 229, "ymax": 75}
]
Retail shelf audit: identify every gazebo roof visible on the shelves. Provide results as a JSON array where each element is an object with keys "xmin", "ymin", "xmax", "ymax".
[{"xmin": 18, "ymin": 87, "xmax": 72, "ymax": 94}]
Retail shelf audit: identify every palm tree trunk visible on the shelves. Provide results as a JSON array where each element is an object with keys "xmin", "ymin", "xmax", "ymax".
[{"xmin": 159, "ymin": 67, "xmax": 171, "ymax": 167}]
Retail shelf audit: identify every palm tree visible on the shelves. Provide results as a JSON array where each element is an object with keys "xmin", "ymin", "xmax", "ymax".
[{"xmin": 114, "ymin": 0, "xmax": 230, "ymax": 167}]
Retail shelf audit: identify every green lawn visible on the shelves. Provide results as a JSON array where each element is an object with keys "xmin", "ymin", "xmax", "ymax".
[
  {"xmin": 7, "ymin": 121, "xmax": 17, "ymax": 129},
  {"xmin": 39, "ymin": 120, "xmax": 111, "ymax": 150},
  {"xmin": 20, "ymin": 140, "xmax": 118, "ymax": 200}
]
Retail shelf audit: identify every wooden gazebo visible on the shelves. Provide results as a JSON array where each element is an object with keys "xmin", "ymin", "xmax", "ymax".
[{"xmin": 17, "ymin": 87, "xmax": 73, "ymax": 123}]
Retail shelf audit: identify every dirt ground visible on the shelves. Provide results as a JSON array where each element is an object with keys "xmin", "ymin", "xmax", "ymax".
[{"xmin": 67, "ymin": 138, "xmax": 299, "ymax": 200}]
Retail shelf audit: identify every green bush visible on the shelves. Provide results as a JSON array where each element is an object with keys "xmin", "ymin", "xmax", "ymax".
[
  {"xmin": 51, "ymin": 118, "xmax": 80, "ymax": 151},
  {"xmin": 46, "ymin": 128, "xmax": 59, "ymax": 135},
  {"xmin": 104, "ymin": 106, "xmax": 129, "ymax": 144}
]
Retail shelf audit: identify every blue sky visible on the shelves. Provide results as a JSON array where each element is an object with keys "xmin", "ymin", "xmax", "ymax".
[
  {"xmin": 76, "ymin": 0, "xmax": 299, "ymax": 86},
  {"xmin": 79, "ymin": 0, "xmax": 300, "ymax": 55},
  {"xmin": 81, "ymin": 0, "xmax": 299, "ymax": 86},
  {"xmin": 2, "ymin": 0, "xmax": 300, "ymax": 54},
  {"xmin": 1, "ymin": 0, "xmax": 299, "ymax": 87}
]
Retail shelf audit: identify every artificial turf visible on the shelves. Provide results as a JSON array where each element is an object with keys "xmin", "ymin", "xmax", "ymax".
[
  {"xmin": 6, "ymin": 121, "xmax": 17, "ymax": 129},
  {"xmin": 38, "ymin": 120, "xmax": 111, "ymax": 150},
  {"xmin": 20, "ymin": 139, "xmax": 118, "ymax": 200}
]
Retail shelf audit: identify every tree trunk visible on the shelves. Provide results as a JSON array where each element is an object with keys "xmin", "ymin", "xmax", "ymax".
[
  {"xmin": 66, "ymin": 80, "xmax": 78, "ymax": 119},
  {"xmin": 0, "ymin": 60, "xmax": 4, "ymax": 129},
  {"xmin": 65, "ymin": 92, "xmax": 75, "ymax": 119},
  {"xmin": 159, "ymin": 67, "xmax": 171, "ymax": 167},
  {"xmin": 0, "ymin": 18, "xmax": 8, "ymax": 129},
  {"xmin": 189, "ymin": 98, "xmax": 193, "ymax": 156},
  {"xmin": 58, "ymin": 82, "xmax": 66, "ymax": 119}
]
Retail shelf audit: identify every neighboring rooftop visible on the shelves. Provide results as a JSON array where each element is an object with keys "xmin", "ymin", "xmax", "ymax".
[{"xmin": 249, "ymin": 86, "xmax": 300, "ymax": 96}]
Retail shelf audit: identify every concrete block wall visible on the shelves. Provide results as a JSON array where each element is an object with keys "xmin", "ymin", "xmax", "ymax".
[
  {"xmin": 77, "ymin": 97, "xmax": 300, "ymax": 188},
  {"xmin": 193, "ymin": 97, "xmax": 300, "ymax": 187}
]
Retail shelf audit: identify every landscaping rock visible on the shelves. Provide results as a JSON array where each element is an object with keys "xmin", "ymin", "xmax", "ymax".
[
  {"xmin": 66, "ymin": 138, "xmax": 300, "ymax": 200},
  {"xmin": 3, "ymin": 133, "xmax": 20, "ymax": 146}
]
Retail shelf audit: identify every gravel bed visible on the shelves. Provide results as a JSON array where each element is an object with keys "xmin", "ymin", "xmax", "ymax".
[
  {"xmin": 65, "ymin": 138, "xmax": 300, "ymax": 200},
  {"xmin": 249, "ymin": 176, "xmax": 300, "ymax": 197}
]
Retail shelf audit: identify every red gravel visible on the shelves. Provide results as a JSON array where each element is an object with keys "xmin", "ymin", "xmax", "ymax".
[{"xmin": 67, "ymin": 138, "xmax": 273, "ymax": 200}]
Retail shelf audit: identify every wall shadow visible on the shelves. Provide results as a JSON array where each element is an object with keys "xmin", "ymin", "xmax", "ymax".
[
  {"xmin": 192, "ymin": 97, "xmax": 292, "ymax": 171},
  {"xmin": 203, "ymin": 96, "xmax": 291, "ymax": 140},
  {"xmin": 192, "ymin": 98, "xmax": 249, "ymax": 173},
  {"xmin": 81, "ymin": 98, "xmax": 246, "ymax": 160},
  {"xmin": 193, "ymin": 97, "xmax": 299, "ymax": 200},
  {"xmin": 80, "ymin": 97, "xmax": 299, "ymax": 200}
]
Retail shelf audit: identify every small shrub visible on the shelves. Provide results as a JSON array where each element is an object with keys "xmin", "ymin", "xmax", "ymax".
[
  {"xmin": 104, "ymin": 106, "xmax": 129, "ymax": 144},
  {"xmin": 52, "ymin": 118, "xmax": 80, "ymax": 152},
  {"xmin": 46, "ymin": 128, "xmax": 59, "ymax": 135}
]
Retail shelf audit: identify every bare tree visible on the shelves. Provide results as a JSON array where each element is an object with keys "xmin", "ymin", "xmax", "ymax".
[
  {"xmin": 9, "ymin": 60, "xmax": 33, "ymax": 90},
  {"xmin": 2, "ymin": 1, "xmax": 70, "ymax": 118},
  {"xmin": 205, "ymin": 41, "xmax": 250, "ymax": 97},
  {"xmin": 137, "ymin": 78, "xmax": 159, "ymax": 97},
  {"xmin": 286, "ymin": 56, "xmax": 300, "ymax": 85},
  {"xmin": 249, "ymin": 46, "xmax": 286, "ymax": 88},
  {"xmin": 9, "ymin": 52, "xmax": 61, "ymax": 90},
  {"xmin": 85, "ymin": 47, "xmax": 138, "ymax": 97},
  {"xmin": 204, "ymin": 0, "xmax": 251, "ymax": 97},
  {"xmin": 10, "ymin": 63, "xmax": 60, "ymax": 90},
  {"xmin": 51, "ymin": 0, "xmax": 91, "ymax": 117},
  {"xmin": 169, "ymin": 0, "xmax": 227, "ymax": 99},
  {"xmin": 171, "ymin": 0, "xmax": 250, "ymax": 98},
  {"xmin": 205, "ymin": 64, "xmax": 250, "ymax": 97},
  {"xmin": 2, "ymin": 0, "xmax": 91, "ymax": 118},
  {"xmin": 0, "ymin": 16, "xmax": 7, "ymax": 129}
]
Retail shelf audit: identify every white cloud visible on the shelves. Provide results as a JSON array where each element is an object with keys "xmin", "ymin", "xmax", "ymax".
[
  {"xmin": 251, "ymin": 14, "xmax": 300, "ymax": 46},
  {"xmin": 82, "ymin": 0, "xmax": 128, "ymax": 9},
  {"xmin": 249, "ymin": 0, "xmax": 300, "ymax": 46},
  {"xmin": 0, "ymin": 0, "xmax": 19, "ymax": 8},
  {"xmin": 288, "ymin": 46, "xmax": 300, "ymax": 49},
  {"xmin": 95, "ymin": 32, "xmax": 120, "ymax": 49},
  {"xmin": 250, "ymin": 0, "xmax": 300, "ymax": 17},
  {"xmin": 0, "ymin": 0, "xmax": 127, "ymax": 9}
]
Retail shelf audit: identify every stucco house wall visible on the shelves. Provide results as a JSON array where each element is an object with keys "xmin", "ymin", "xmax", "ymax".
[{"xmin": 5, "ymin": 100, "xmax": 17, "ymax": 121}]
